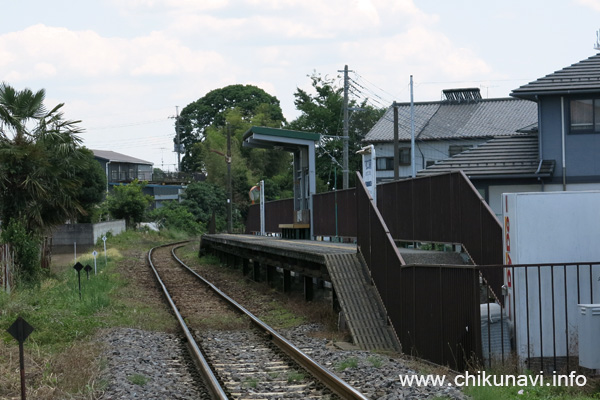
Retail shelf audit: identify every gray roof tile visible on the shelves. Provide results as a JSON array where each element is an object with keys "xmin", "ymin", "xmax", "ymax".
[
  {"xmin": 364, "ymin": 98, "xmax": 537, "ymax": 143},
  {"xmin": 92, "ymin": 149, "xmax": 153, "ymax": 165},
  {"xmin": 417, "ymin": 135, "xmax": 555, "ymax": 178},
  {"xmin": 511, "ymin": 53, "xmax": 600, "ymax": 100}
]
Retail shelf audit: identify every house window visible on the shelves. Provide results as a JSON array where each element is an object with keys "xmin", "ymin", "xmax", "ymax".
[
  {"xmin": 399, "ymin": 148, "xmax": 411, "ymax": 166},
  {"xmin": 570, "ymin": 99, "xmax": 600, "ymax": 133},
  {"xmin": 376, "ymin": 148, "xmax": 412, "ymax": 171},
  {"xmin": 449, "ymin": 144, "xmax": 473, "ymax": 157},
  {"xmin": 376, "ymin": 157, "xmax": 393, "ymax": 171}
]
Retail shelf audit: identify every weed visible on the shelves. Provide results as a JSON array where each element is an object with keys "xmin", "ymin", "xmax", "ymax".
[
  {"xmin": 335, "ymin": 357, "xmax": 358, "ymax": 371},
  {"xmin": 368, "ymin": 355, "xmax": 383, "ymax": 368},
  {"xmin": 243, "ymin": 377, "xmax": 259, "ymax": 388},
  {"xmin": 127, "ymin": 373, "xmax": 149, "ymax": 386},
  {"xmin": 199, "ymin": 254, "xmax": 221, "ymax": 265},
  {"xmin": 287, "ymin": 371, "xmax": 305, "ymax": 383}
]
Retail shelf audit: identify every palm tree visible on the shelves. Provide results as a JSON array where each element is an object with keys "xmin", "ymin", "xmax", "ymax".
[{"xmin": 0, "ymin": 82, "xmax": 87, "ymax": 234}]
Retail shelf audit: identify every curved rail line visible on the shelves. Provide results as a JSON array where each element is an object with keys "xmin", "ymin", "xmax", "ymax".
[
  {"xmin": 147, "ymin": 241, "xmax": 228, "ymax": 399},
  {"xmin": 147, "ymin": 241, "xmax": 369, "ymax": 400}
]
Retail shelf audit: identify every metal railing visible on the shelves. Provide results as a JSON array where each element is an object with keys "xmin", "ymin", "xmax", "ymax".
[{"xmin": 480, "ymin": 262, "xmax": 600, "ymax": 372}]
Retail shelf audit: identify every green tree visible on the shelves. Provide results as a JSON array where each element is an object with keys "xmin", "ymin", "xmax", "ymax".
[
  {"xmin": 148, "ymin": 201, "xmax": 203, "ymax": 235},
  {"xmin": 177, "ymin": 84, "xmax": 285, "ymax": 172},
  {"xmin": 288, "ymin": 73, "xmax": 384, "ymax": 190},
  {"xmin": 0, "ymin": 82, "xmax": 90, "ymax": 232},
  {"xmin": 177, "ymin": 86, "xmax": 293, "ymax": 227},
  {"xmin": 75, "ymin": 148, "xmax": 107, "ymax": 223},
  {"xmin": 181, "ymin": 182, "xmax": 227, "ymax": 230},
  {"xmin": 106, "ymin": 180, "xmax": 153, "ymax": 229},
  {"xmin": 0, "ymin": 220, "xmax": 40, "ymax": 286},
  {"xmin": 0, "ymin": 82, "xmax": 101, "ymax": 285}
]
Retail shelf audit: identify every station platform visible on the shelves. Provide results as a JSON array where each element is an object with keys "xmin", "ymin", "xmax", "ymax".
[{"xmin": 199, "ymin": 234, "xmax": 400, "ymax": 352}]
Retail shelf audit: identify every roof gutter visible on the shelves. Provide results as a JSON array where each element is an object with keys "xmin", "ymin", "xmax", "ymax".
[
  {"xmin": 467, "ymin": 173, "xmax": 553, "ymax": 180},
  {"xmin": 512, "ymin": 88, "xmax": 600, "ymax": 101}
]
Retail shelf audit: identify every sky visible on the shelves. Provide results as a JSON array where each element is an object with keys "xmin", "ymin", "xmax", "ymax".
[{"xmin": 1, "ymin": 0, "xmax": 600, "ymax": 171}]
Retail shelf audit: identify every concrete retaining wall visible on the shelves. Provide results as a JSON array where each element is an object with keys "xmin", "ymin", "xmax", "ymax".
[{"xmin": 52, "ymin": 220, "xmax": 126, "ymax": 247}]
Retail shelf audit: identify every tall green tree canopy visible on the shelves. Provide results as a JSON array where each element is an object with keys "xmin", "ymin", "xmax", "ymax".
[
  {"xmin": 177, "ymin": 84, "xmax": 285, "ymax": 172},
  {"xmin": 176, "ymin": 85, "xmax": 293, "ymax": 229},
  {"xmin": 288, "ymin": 73, "xmax": 385, "ymax": 190}
]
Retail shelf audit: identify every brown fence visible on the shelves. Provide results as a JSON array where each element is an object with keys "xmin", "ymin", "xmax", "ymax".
[
  {"xmin": 245, "ymin": 198, "xmax": 293, "ymax": 234},
  {"xmin": 376, "ymin": 172, "xmax": 503, "ymax": 299},
  {"xmin": 312, "ymin": 188, "xmax": 357, "ymax": 237},
  {"xmin": 356, "ymin": 172, "xmax": 482, "ymax": 371}
]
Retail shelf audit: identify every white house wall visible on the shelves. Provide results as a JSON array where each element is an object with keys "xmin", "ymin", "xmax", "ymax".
[{"xmin": 374, "ymin": 139, "xmax": 485, "ymax": 180}]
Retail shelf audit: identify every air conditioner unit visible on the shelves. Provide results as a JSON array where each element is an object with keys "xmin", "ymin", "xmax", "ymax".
[{"xmin": 578, "ymin": 304, "xmax": 600, "ymax": 369}]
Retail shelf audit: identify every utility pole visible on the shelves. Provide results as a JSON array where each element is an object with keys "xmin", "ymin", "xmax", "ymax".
[
  {"xmin": 175, "ymin": 106, "xmax": 181, "ymax": 172},
  {"xmin": 226, "ymin": 124, "xmax": 233, "ymax": 233},
  {"xmin": 410, "ymin": 76, "xmax": 416, "ymax": 178},
  {"xmin": 393, "ymin": 101, "xmax": 399, "ymax": 181},
  {"xmin": 340, "ymin": 65, "xmax": 350, "ymax": 189}
]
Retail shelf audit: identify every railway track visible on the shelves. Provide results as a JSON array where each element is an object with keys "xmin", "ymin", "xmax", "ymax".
[{"xmin": 148, "ymin": 242, "xmax": 368, "ymax": 400}]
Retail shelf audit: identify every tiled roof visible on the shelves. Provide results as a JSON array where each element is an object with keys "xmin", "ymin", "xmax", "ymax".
[
  {"xmin": 511, "ymin": 53, "xmax": 600, "ymax": 100},
  {"xmin": 417, "ymin": 135, "xmax": 555, "ymax": 179},
  {"xmin": 364, "ymin": 98, "xmax": 537, "ymax": 143},
  {"xmin": 92, "ymin": 150, "xmax": 153, "ymax": 165}
]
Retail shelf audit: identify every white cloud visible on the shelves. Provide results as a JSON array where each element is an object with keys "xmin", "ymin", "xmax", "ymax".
[
  {"xmin": 0, "ymin": 25, "xmax": 227, "ymax": 82},
  {"xmin": 575, "ymin": 0, "xmax": 600, "ymax": 12}
]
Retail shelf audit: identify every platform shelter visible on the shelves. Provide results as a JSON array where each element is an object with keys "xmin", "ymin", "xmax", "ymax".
[{"xmin": 243, "ymin": 126, "xmax": 319, "ymax": 238}]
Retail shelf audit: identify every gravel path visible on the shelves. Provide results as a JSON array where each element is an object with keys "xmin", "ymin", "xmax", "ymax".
[{"xmin": 97, "ymin": 325, "xmax": 467, "ymax": 399}]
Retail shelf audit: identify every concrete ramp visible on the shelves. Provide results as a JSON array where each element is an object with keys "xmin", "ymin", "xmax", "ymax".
[{"xmin": 324, "ymin": 253, "xmax": 400, "ymax": 352}]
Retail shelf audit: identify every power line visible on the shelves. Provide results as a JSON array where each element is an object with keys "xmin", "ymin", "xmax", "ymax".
[{"xmin": 85, "ymin": 117, "xmax": 169, "ymax": 131}]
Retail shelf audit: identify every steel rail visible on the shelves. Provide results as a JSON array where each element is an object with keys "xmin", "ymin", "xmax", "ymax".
[
  {"xmin": 170, "ymin": 244, "xmax": 369, "ymax": 400},
  {"xmin": 148, "ymin": 243, "xmax": 228, "ymax": 400}
]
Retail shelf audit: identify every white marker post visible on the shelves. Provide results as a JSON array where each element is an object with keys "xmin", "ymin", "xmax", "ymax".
[
  {"xmin": 92, "ymin": 250, "xmax": 98, "ymax": 275},
  {"xmin": 102, "ymin": 236, "xmax": 107, "ymax": 267}
]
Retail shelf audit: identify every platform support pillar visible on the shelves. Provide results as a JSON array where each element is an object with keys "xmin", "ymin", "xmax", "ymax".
[
  {"xmin": 253, "ymin": 260, "xmax": 261, "ymax": 282},
  {"xmin": 242, "ymin": 258, "xmax": 249, "ymax": 276},
  {"xmin": 266, "ymin": 265, "xmax": 276, "ymax": 286},
  {"xmin": 304, "ymin": 275, "xmax": 314, "ymax": 301},
  {"xmin": 283, "ymin": 269, "xmax": 291, "ymax": 293}
]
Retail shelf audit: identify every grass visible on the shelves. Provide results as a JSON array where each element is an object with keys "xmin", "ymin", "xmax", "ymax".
[
  {"xmin": 0, "ymin": 229, "xmax": 185, "ymax": 399},
  {"xmin": 367, "ymin": 355, "xmax": 383, "ymax": 368},
  {"xmin": 262, "ymin": 301, "xmax": 306, "ymax": 329},
  {"xmin": 127, "ymin": 373, "xmax": 149, "ymax": 386},
  {"xmin": 243, "ymin": 377, "xmax": 259, "ymax": 388},
  {"xmin": 335, "ymin": 356, "xmax": 359, "ymax": 371},
  {"xmin": 287, "ymin": 371, "xmax": 305, "ymax": 383},
  {"xmin": 464, "ymin": 381, "xmax": 600, "ymax": 400}
]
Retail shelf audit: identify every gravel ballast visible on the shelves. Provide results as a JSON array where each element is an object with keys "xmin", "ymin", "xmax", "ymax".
[{"xmin": 97, "ymin": 324, "xmax": 467, "ymax": 399}]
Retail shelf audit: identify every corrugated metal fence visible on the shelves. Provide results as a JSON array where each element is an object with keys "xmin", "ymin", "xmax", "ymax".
[
  {"xmin": 245, "ymin": 198, "xmax": 293, "ymax": 234},
  {"xmin": 246, "ymin": 172, "xmax": 502, "ymax": 299},
  {"xmin": 376, "ymin": 172, "xmax": 503, "ymax": 300},
  {"xmin": 356, "ymin": 172, "xmax": 482, "ymax": 371}
]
